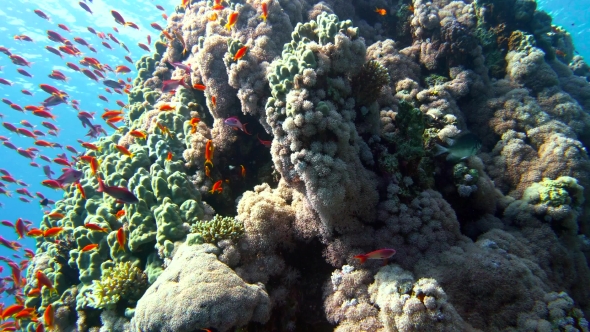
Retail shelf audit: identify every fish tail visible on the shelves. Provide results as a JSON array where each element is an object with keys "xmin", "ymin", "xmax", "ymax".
[
  {"xmin": 97, "ymin": 177, "xmax": 105, "ymax": 193},
  {"xmin": 242, "ymin": 123, "xmax": 252, "ymax": 135},
  {"xmin": 434, "ymin": 143, "xmax": 448, "ymax": 156}
]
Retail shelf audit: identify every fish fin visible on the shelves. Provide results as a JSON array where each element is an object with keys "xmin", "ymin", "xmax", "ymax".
[
  {"xmin": 446, "ymin": 138, "xmax": 455, "ymax": 146},
  {"xmin": 242, "ymin": 123, "xmax": 252, "ymax": 135},
  {"xmin": 434, "ymin": 143, "xmax": 448, "ymax": 156}
]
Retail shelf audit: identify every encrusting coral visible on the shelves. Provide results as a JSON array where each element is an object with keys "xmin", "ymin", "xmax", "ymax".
[{"xmin": 21, "ymin": 0, "xmax": 590, "ymax": 331}]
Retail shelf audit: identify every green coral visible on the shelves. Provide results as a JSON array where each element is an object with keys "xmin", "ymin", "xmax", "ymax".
[
  {"xmin": 85, "ymin": 261, "xmax": 147, "ymax": 310},
  {"xmin": 523, "ymin": 176, "xmax": 584, "ymax": 208},
  {"xmin": 190, "ymin": 215, "xmax": 244, "ymax": 244}
]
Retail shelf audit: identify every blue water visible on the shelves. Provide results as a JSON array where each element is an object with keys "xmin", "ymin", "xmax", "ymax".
[
  {"xmin": 0, "ymin": 0, "xmax": 588, "ymax": 316},
  {"xmin": 0, "ymin": 0, "xmax": 175, "ymax": 304}
]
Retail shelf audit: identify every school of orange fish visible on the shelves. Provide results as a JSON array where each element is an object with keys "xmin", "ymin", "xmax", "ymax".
[{"xmin": 0, "ymin": 0, "xmax": 272, "ymax": 329}]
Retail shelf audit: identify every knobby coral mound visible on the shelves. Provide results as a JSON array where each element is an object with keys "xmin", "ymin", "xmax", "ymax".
[{"xmin": 22, "ymin": 0, "xmax": 590, "ymax": 331}]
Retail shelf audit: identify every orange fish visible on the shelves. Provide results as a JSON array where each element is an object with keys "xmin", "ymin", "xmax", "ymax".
[
  {"xmin": 27, "ymin": 228, "xmax": 44, "ymax": 237},
  {"xmin": 157, "ymin": 122, "xmax": 173, "ymax": 138},
  {"xmin": 81, "ymin": 244, "xmax": 99, "ymax": 252},
  {"xmin": 81, "ymin": 142, "xmax": 101, "ymax": 151},
  {"xmin": 116, "ymin": 228, "xmax": 126, "ymax": 252},
  {"xmin": 43, "ymin": 227, "xmax": 64, "ymax": 237},
  {"xmin": 129, "ymin": 130, "xmax": 147, "ymax": 139},
  {"xmin": 212, "ymin": 4, "xmax": 224, "ymax": 10},
  {"xmin": 205, "ymin": 165, "xmax": 211, "ymax": 178},
  {"xmin": 192, "ymin": 83, "xmax": 206, "ymax": 91},
  {"xmin": 84, "ymin": 223, "xmax": 108, "ymax": 232},
  {"xmin": 190, "ymin": 117, "xmax": 200, "ymax": 133},
  {"xmin": 115, "ymin": 145, "xmax": 134, "ymax": 158},
  {"xmin": 375, "ymin": 7, "xmax": 387, "ymax": 15},
  {"xmin": 36, "ymin": 270, "xmax": 56, "ymax": 294},
  {"xmin": 44, "ymin": 304, "xmax": 54, "ymax": 331},
  {"xmin": 166, "ymin": 151, "xmax": 173, "ymax": 161},
  {"xmin": 233, "ymin": 46, "xmax": 248, "ymax": 61},
  {"xmin": 115, "ymin": 65, "xmax": 131, "ymax": 73},
  {"xmin": 1, "ymin": 304, "xmax": 24, "ymax": 320},
  {"xmin": 240, "ymin": 165, "xmax": 246, "ymax": 178},
  {"xmin": 76, "ymin": 181, "xmax": 86, "ymax": 199},
  {"xmin": 102, "ymin": 110, "xmax": 124, "ymax": 119},
  {"xmin": 46, "ymin": 212, "xmax": 65, "ymax": 220},
  {"xmin": 209, "ymin": 180, "xmax": 223, "ymax": 194},
  {"xmin": 182, "ymin": 0, "xmax": 191, "ymax": 8},
  {"xmin": 204, "ymin": 139, "xmax": 214, "ymax": 167},
  {"xmin": 27, "ymin": 288, "xmax": 41, "ymax": 297},
  {"xmin": 354, "ymin": 248, "xmax": 396, "ymax": 264},
  {"xmin": 159, "ymin": 103, "xmax": 176, "ymax": 111},
  {"xmin": 208, "ymin": 12, "xmax": 218, "ymax": 21},
  {"xmin": 260, "ymin": 2, "xmax": 268, "ymax": 21},
  {"xmin": 107, "ymin": 116, "xmax": 125, "ymax": 124},
  {"xmin": 211, "ymin": 95, "xmax": 217, "ymax": 107},
  {"xmin": 115, "ymin": 210, "xmax": 125, "ymax": 219},
  {"xmin": 225, "ymin": 12, "xmax": 239, "ymax": 31},
  {"xmin": 555, "ymin": 49, "xmax": 566, "ymax": 57}
]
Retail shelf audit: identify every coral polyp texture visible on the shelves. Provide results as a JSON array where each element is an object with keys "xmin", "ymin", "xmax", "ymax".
[{"xmin": 23, "ymin": 0, "xmax": 590, "ymax": 331}]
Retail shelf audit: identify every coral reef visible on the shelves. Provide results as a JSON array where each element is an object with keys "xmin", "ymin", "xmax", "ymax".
[{"xmin": 23, "ymin": 0, "xmax": 590, "ymax": 331}]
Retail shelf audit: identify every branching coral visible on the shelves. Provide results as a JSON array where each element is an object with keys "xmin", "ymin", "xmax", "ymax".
[
  {"xmin": 86, "ymin": 261, "xmax": 147, "ymax": 310},
  {"xmin": 189, "ymin": 214, "xmax": 244, "ymax": 244}
]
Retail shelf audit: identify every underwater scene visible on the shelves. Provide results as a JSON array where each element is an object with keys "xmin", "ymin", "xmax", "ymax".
[{"xmin": 0, "ymin": 0, "xmax": 590, "ymax": 331}]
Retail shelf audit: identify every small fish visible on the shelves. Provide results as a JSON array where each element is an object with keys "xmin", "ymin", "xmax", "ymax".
[
  {"xmin": 34, "ymin": 9, "xmax": 50, "ymax": 20},
  {"xmin": 84, "ymin": 222, "xmax": 108, "ymax": 232},
  {"xmin": 42, "ymin": 179, "xmax": 63, "ymax": 190},
  {"xmin": 115, "ymin": 210, "xmax": 125, "ymax": 219},
  {"xmin": 43, "ymin": 227, "xmax": 64, "ymax": 237},
  {"xmin": 240, "ymin": 165, "xmax": 246, "ymax": 178},
  {"xmin": 44, "ymin": 303, "xmax": 55, "ymax": 331},
  {"xmin": 204, "ymin": 139, "xmax": 214, "ymax": 167},
  {"xmin": 209, "ymin": 180, "xmax": 223, "ymax": 194},
  {"xmin": 168, "ymin": 61, "xmax": 191, "ymax": 73},
  {"xmin": 97, "ymin": 177, "xmax": 139, "ymax": 204},
  {"xmin": 233, "ymin": 46, "xmax": 248, "ymax": 61},
  {"xmin": 36, "ymin": 270, "xmax": 56, "ymax": 294},
  {"xmin": 81, "ymin": 243, "xmax": 99, "ymax": 252},
  {"xmin": 115, "ymin": 145, "xmax": 134, "ymax": 158},
  {"xmin": 211, "ymin": 95, "xmax": 217, "ymax": 107},
  {"xmin": 111, "ymin": 10, "xmax": 126, "ymax": 25},
  {"xmin": 189, "ymin": 117, "xmax": 200, "ymax": 133},
  {"xmin": 150, "ymin": 22, "xmax": 164, "ymax": 31},
  {"xmin": 435, "ymin": 133, "xmax": 481, "ymax": 162},
  {"xmin": 76, "ymin": 181, "xmax": 86, "ymax": 199},
  {"xmin": 158, "ymin": 103, "xmax": 176, "ymax": 111},
  {"xmin": 166, "ymin": 151, "xmax": 173, "ymax": 161},
  {"xmin": 205, "ymin": 165, "xmax": 211, "ymax": 178},
  {"xmin": 193, "ymin": 83, "xmax": 206, "ymax": 91},
  {"xmin": 81, "ymin": 142, "xmax": 101, "ymax": 151},
  {"xmin": 354, "ymin": 248, "xmax": 396, "ymax": 264},
  {"xmin": 115, "ymin": 65, "xmax": 132, "ymax": 73},
  {"xmin": 375, "ymin": 7, "xmax": 387, "ymax": 15},
  {"xmin": 117, "ymin": 227, "xmax": 126, "ymax": 251},
  {"xmin": 224, "ymin": 116, "xmax": 250, "ymax": 134},
  {"xmin": 79, "ymin": 1, "xmax": 93, "ymax": 14},
  {"xmin": 225, "ymin": 12, "xmax": 239, "ymax": 31},
  {"xmin": 161, "ymin": 78, "xmax": 190, "ymax": 93},
  {"xmin": 260, "ymin": 2, "xmax": 268, "ymax": 21},
  {"xmin": 138, "ymin": 42, "xmax": 151, "ymax": 52},
  {"xmin": 57, "ymin": 23, "xmax": 71, "ymax": 32},
  {"xmin": 129, "ymin": 130, "xmax": 147, "ymax": 139}
]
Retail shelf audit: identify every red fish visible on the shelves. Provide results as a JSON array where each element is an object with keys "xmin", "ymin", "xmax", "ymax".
[
  {"xmin": 79, "ymin": 1, "xmax": 93, "ymax": 14},
  {"xmin": 81, "ymin": 243, "xmax": 98, "ymax": 252},
  {"xmin": 47, "ymin": 30, "xmax": 67, "ymax": 43},
  {"xmin": 74, "ymin": 37, "xmax": 89, "ymax": 46},
  {"xmin": 21, "ymin": 89, "xmax": 33, "ymax": 96},
  {"xmin": 354, "ymin": 248, "xmax": 396, "ymax": 264},
  {"xmin": 204, "ymin": 139, "xmax": 214, "ymax": 167},
  {"xmin": 0, "ymin": 78, "xmax": 13, "ymax": 86},
  {"xmin": 260, "ymin": 2, "xmax": 268, "ymax": 21},
  {"xmin": 16, "ymin": 68, "xmax": 33, "ymax": 77},
  {"xmin": 84, "ymin": 223, "xmax": 108, "ymax": 232},
  {"xmin": 150, "ymin": 22, "xmax": 163, "ymax": 31},
  {"xmin": 209, "ymin": 180, "xmax": 223, "ymax": 194},
  {"xmin": 97, "ymin": 177, "xmax": 139, "ymax": 204},
  {"xmin": 138, "ymin": 43, "xmax": 150, "ymax": 52},
  {"xmin": 111, "ymin": 10, "xmax": 126, "ymax": 25},
  {"xmin": 41, "ymin": 180, "xmax": 62, "ymax": 189},
  {"xmin": 81, "ymin": 68, "xmax": 99, "ymax": 81},
  {"xmin": 117, "ymin": 228, "xmax": 126, "ymax": 251},
  {"xmin": 9, "ymin": 54, "xmax": 33, "ymax": 67},
  {"xmin": 225, "ymin": 12, "xmax": 239, "ymax": 30},
  {"xmin": 43, "ymin": 227, "xmax": 64, "ymax": 237},
  {"xmin": 34, "ymin": 9, "xmax": 50, "ymax": 20},
  {"xmin": 115, "ymin": 65, "xmax": 131, "ymax": 73},
  {"xmin": 46, "ymin": 46, "xmax": 64, "ymax": 59},
  {"xmin": 57, "ymin": 23, "xmax": 71, "ymax": 32}
]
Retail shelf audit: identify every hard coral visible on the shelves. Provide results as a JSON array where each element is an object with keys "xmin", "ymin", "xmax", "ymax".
[
  {"xmin": 86, "ymin": 261, "xmax": 147, "ymax": 310},
  {"xmin": 190, "ymin": 214, "xmax": 244, "ymax": 244}
]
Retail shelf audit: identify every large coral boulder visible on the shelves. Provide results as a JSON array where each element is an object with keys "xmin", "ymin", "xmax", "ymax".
[{"xmin": 131, "ymin": 243, "xmax": 271, "ymax": 332}]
